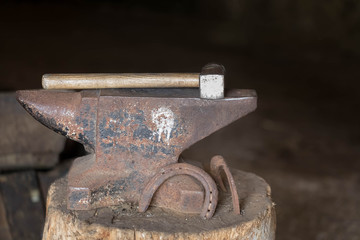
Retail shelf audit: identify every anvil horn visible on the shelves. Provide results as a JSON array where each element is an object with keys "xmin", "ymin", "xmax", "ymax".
[{"xmin": 16, "ymin": 90, "xmax": 97, "ymax": 152}]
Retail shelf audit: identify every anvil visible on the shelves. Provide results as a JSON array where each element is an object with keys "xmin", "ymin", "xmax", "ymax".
[{"xmin": 17, "ymin": 69, "xmax": 257, "ymax": 218}]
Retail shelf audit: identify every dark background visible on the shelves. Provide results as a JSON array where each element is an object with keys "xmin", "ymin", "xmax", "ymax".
[{"xmin": 1, "ymin": 0, "xmax": 360, "ymax": 239}]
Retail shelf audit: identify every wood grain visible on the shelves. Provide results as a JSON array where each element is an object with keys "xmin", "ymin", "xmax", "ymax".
[
  {"xmin": 42, "ymin": 73, "xmax": 200, "ymax": 89},
  {"xmin": 0, "ymin": 193, "xmax": 11, "ymax": 240}
]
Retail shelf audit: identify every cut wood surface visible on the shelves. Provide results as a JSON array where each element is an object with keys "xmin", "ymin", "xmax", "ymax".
[
  {"xmin": 42, "ymin": 73, "xmax": 200, "ymax": 89},
  {"xmin": 43, "ymin": 169, "xmax": 276, "ymax": 240}
]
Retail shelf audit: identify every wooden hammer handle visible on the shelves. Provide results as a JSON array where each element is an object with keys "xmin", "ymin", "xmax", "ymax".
[{"xmin": 42, "ymin": 73, "xmax": 200, "ymax": 89}]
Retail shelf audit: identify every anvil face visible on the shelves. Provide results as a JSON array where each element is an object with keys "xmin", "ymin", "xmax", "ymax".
[{"xmin": 17, "ymin": 88, "xmax": 257, "ymax": 210}]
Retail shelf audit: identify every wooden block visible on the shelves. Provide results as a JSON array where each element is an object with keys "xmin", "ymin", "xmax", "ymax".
[
  {"xmin": 0, "ymin": 171, "xmax": 45, "ymax": 240},
  {"xmin": 0, "ymin": 92, "xmax": 66, "ymax": 169},
  {"xmin": 42, "ymin": 169, "xmax": 276, "ymax": 240}
]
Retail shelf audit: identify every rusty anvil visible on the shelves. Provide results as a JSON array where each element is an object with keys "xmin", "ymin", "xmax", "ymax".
[{"xmin": 17, "ymin": 64, "xmax": 257, "ymax": 219}]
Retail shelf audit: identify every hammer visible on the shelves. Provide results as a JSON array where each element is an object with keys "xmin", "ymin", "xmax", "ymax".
[{"xmin": 42, "ymin": 63, "xmax": 225, "ymax": 99}]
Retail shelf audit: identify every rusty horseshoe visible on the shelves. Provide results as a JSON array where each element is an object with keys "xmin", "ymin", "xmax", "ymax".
[
  {"xmin": 138, "ymin": 163, "xmax": 218, "ymax": 219},
  {"xmin": 210, "ymin": 155, "xmax": 240, "ymax": 215}
]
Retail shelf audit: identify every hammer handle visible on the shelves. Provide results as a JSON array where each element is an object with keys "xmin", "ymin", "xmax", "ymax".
[{"xmin": 42, "ymin": 73, "xmax": 200, "ymax": 89}]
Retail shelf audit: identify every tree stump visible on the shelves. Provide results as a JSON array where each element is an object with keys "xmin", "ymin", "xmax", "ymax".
[{"xmin": 43, "ymin": 169, "xmax": 276, "ymax": 240}]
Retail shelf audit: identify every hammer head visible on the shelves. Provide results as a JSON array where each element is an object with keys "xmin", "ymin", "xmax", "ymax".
[{"xmin": 200, "ymin": 63, "xmax": 225, "ymax": 99}]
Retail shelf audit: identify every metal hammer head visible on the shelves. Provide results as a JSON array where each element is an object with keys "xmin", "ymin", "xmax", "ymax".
[{"xmin": 200, "ymin": 63, "xmax": 225, "ymax": 100}]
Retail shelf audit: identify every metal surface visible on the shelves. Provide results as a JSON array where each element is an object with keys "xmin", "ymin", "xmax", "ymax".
[
  {"xmin": 16, "ymin": 73, "xmax": 257, "ymax": 218},
  {"xmin": 138, "ymin": 163, "xmax": 218, "ymax": 219},
  {"xmin": 210, "ymin": 155, "xmax": 240, "ymax": 215},
  {"xmin": 151, "ymin": 174, "xmax": 204, "ymax": 214},
  {"xmin": 200, "ymin": 63, "xmax": 225, "ymax": 99}
]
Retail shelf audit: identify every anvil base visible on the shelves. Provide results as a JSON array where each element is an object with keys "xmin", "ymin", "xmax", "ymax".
[{"xmin": 67, "ymin": 154, "xmax": 204, "ymax": 214}]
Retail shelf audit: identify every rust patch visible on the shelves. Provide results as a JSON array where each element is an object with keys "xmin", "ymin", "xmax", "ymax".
[{"xmin": 210, "ymin": 155, "xmax": 240, "ymax": 215}]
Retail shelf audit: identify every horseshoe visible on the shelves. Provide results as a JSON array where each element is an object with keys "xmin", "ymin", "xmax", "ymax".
[
  {"xmin": 210, "ymin": 155, "xmax": 240, "ymax": 215},
  {"xmin": 138, "ymin": 163, "xmax": 218, "ymax": 219}
]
